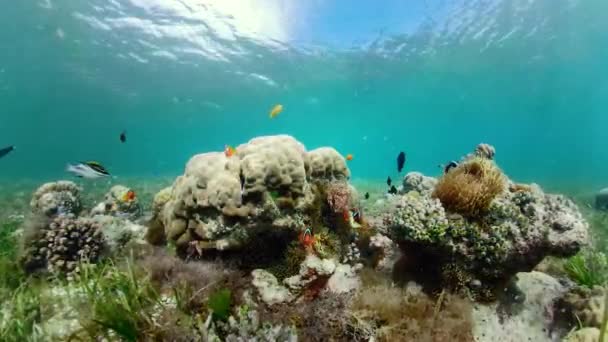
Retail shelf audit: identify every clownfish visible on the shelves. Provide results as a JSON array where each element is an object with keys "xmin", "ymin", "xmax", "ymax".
[
  {"xmin": 123, "ymin": 190, "xmax": 136, "ymax": 202},
  {"xmin": 224, "ymin": 145, "xmax": 236, "ymax": 157},
  {"xmin": 299, "ymin": 227, "xmax": 315, "ymax": 248}
]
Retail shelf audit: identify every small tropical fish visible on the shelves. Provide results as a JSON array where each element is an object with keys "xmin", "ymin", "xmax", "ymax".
[
  {"xmin": 119, "ymin": 130, "xmax": 127, "ymax": 143},
  {"xmin": 0, "ymin": 145, "xmax": 15, "ymax": 159},
  {"xmin": 388, "ymin": 185, "xmax": 398, "ymax": 195},
  {"xmin": 351, "ymin": 208, "xmax": 362, "ymax": 224},
  {"xmin": 123, "ymin": 190, "xmax": 136, "ymax": 202},
  {"xmin": 224, "ymin": 145, "xmax": 236, "ymax": 157},
  {"xmin": 269, "ymin": 104, "xmax": 283, "ymax": 119},
  {"xmin": 443, "ymin": 161, "xmax": 459, "ymax": 174},
  {"xmin": 66, "ymin": 161, "xmax": 110, "ymax": 179},
  {"xmin": 397, "ymin": 152, "xmax": 406, "ymax": 173},
  {"xmin": 346, "ymin": 154, "xmax": 353, "ymax": 161},
  {"xmin": 364, "ymin": 192, "xmax": 370, "ymax": 200},
  {"xmin": 387, "ymin": 176, "xmax": 392, "ymax": 187},
  {"xmin": 298, "ymin": 227, "xmax": 315, "ymax": 248}
]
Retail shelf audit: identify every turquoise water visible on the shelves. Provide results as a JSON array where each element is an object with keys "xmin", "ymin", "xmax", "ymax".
[{"xmin": 1, "ymin": 0, "xmax": 607, "ymax": 192}]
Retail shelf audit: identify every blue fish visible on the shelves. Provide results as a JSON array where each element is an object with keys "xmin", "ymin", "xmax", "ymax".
[{"xmin": 0, "ymin": 145, "xmax": 15, "ymax": 159}]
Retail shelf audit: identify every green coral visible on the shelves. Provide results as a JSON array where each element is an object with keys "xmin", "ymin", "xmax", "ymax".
[{"xmin": 388, "ymin": 193, "xmax": 449, "ymax": 244}]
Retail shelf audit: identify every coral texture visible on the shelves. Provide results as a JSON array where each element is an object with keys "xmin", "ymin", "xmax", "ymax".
[
  {"xmin": 151, "ymin": 135, "xmax": 353, "ymax": 255},
  {"xmin": 22, "ymin": 216, "xmax": 105, "ymax": 277},
  {"xmin": 30, "ymin": 181, "xmax": 82, "ymax": 217}
]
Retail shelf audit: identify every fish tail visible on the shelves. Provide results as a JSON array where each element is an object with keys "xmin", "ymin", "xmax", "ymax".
[{"xmin": 65, "ymin": 163, "xmax": 74, "ymax": 172}]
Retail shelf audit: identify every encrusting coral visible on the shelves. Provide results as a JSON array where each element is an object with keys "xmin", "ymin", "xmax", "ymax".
[{"xmin": 380, "ymin": 144, "xmax": 589, "ymax": 301}]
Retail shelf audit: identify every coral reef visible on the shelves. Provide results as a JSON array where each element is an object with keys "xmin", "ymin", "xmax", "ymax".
[
  {"xmin": 379, "ymin": 146, "xmax": 588, "ymax": 300},
  {"xmin": 149, "ymin": 135, "xmax": 355, "ymax": 256},
  {"xmin": 30, "ymin": 181, "xmax": 81, "ymax": 217},
  {"xmin": 21, "ymin": 216, "xmax": 105, "ymax": 277},
  {"xmin": 91, "ymin": 185, "xmax": 142, "ymax": 219}
]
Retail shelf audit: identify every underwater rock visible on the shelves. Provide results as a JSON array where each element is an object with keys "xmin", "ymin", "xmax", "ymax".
[
  {"xmin": 91, "ymin": 215, "xmax": 147, "ymax": 255},
  {"xmin": 326, "ymin": 263, "xmax": 361, "ymax": 294},
  {"xmin": 473, "ymin": 271, "xmax": 569, "ymax": 341},
  {"xmin": 595, "ymin": 188, "xmax": 608, "ymax": 211},
  {"xmin": 30, "ymin": 181, "xmax": 82, "ymax": 217},
  {"xmin": 401, "ymin": 171, "xmax": 437, "ymax": 195},
  {"xmin": 21, "ymin": 215, "xmax": 105, "ymax": 277},
  {"xmin": 90, "ymin": 185, "xmax": 142, "ymax": 220},
  {"xmin": 284, "ymin": 254, "xmax": 337, "ymax": 292},
  {"xmin": 150, "ymin": 135, "xmax": 355, "ymax": 255},
  {"xmin": 378, "ymin": 149, "xmax": 588, "ymax": 300},
  {"xmin": 368, "ymin": 233, "xmax": 401, "ymax": 274},
  {"xmin": 251, "ymin": 269, "xmax": 294, "ymax": 306},
  {"xmin": 563, "ymin": 327, "xmax": 604, "ymax": 342},
  {"xmin": 41, "ymin": 285, "xmax": 85, "ymax": 340},
  {"xmin": 556, "ymin": 286, "xmax": 606, "ymax": 329}
]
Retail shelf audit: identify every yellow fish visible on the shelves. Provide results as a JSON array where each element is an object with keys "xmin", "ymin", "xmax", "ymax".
[{"xmin": 269, "ymin": 104, "xmax": 283, "ymax": 119}]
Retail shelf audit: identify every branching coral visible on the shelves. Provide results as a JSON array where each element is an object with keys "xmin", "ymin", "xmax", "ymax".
[
  {"xmin": 432, "ymin": 157, "xmax": 505, "ymax": 218},
  {"xmin": 21, "ymin": 216, "xmax": 105, "ymax": 277}
]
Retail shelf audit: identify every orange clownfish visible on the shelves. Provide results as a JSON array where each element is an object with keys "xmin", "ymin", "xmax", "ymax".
[
  {"xmin": 123, "ymin": 190, "xmax": 136, "ymax": 202},
  {"xmin": 345, "ymin": 154, "xmax": 353, "ymax": 161},
  {"xmin": 269, "ymin": 104, "xmax": 283, "ymax": 119},
  {"xmin": 224, "ymin": 145, "xmax": 236, "ymax": 157},
  {"xmin": 299, "ymin": 227, "xmax": 315, "ymax": 248}
]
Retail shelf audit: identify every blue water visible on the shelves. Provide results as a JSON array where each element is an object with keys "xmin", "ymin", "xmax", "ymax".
[{"xmin": 1, "ymin": 0, "xmax": 607, "ymax": 192}]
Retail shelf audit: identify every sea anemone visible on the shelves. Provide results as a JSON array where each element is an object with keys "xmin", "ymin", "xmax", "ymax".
[{"xmin": 432, "ymin": 157, "xmax": 505, "ymax": 218}]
